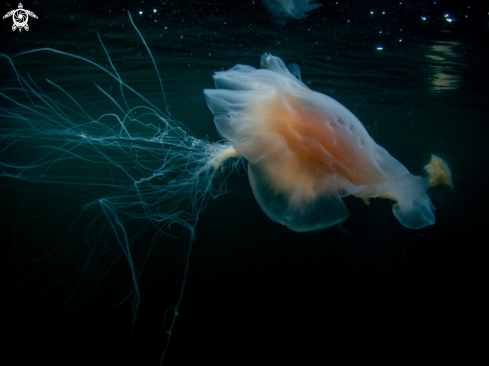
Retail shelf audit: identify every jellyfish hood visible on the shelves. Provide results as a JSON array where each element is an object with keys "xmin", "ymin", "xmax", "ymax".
[{"xmin": 204, "ymin": 54, "xmax": 435, "ymax": 231}]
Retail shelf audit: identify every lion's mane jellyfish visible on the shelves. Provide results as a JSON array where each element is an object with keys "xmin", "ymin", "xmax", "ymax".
[
  {"xmin": 205, "ymin": 54, "xmax": 452, "ymax": 231},
  {"xmin": 0, "ymin": 12, "xmax": 451, "ymax": 359}
]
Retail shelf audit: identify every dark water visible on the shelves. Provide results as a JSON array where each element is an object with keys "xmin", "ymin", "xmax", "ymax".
[{"xmin": 1, "ymin": 1, "xmax": 487, "ymax": 364}]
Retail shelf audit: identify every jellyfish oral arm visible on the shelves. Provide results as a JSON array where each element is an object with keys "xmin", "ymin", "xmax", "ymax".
[{"xmin": 209, "ymin": 145, "xmax": 240, "ymax": 169}]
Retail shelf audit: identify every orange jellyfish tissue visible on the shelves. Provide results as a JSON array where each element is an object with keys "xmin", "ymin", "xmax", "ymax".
[{"xmin": 204, "ymin": 53, "xmax": 452, "ymax": 231}]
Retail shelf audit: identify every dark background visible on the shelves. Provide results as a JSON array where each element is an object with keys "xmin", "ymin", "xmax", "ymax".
[{"xmin": 1, "ymin": 1, "xmax": 487, "ymax": 364}]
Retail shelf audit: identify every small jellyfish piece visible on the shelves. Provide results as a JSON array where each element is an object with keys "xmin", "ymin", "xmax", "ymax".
[
  {"xmin": 204, "ymin": 54, "xmax": 449, "ymax": 232},
  {"xmin": 424, "ymin": 154, "xmax": 453, "ymax": 189},
  {"xmin": 262, "ymin": 0, "xmax": 322, "ymax": 28}
]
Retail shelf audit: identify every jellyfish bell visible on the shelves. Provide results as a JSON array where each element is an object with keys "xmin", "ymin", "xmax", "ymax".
[{"xmin": 205, "ymin": 53, "xmax": 452, "ymax": 231}]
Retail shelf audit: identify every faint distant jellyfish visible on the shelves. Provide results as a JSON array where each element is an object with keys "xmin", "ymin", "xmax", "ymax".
[
  {"xmin": 262, "ymin": 0, "xmax": 322, "ymax": 28},
  {"xmin": 204, "ymin": 53, "xmax": 452, "ymax": 231}
]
